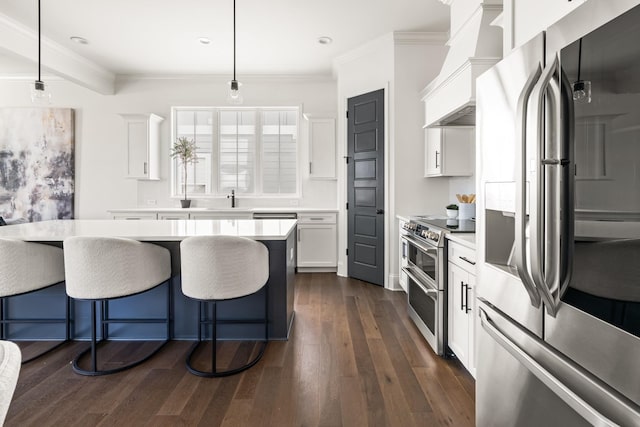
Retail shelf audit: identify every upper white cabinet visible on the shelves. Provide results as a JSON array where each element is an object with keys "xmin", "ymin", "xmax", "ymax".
[
  {"xmin": 424, "ymin": 127, "xmax": 474, "ymax": 177},
  {"xmin": 304, "ymin": 114, "xmax": 336, "ymax": 180},
  {"xmin": 120, "ymin": 113, "xmax": 164, "ymax": 180},
  {"xmin": 509, "ymin": 0, "xmax": 587, "ymax": 52}
]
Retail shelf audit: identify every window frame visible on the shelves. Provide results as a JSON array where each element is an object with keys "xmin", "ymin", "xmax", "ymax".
[{"xmin": 170, "ymin": 106, "xmax": 301, "ymax": 199}]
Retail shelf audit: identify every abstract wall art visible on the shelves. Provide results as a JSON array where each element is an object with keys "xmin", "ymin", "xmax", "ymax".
[{"xmin": 0, "ymin": 108, "xmax": 75, "ymax": 222}]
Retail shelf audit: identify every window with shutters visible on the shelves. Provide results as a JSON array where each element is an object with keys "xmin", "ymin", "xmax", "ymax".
[{"xmin": 171, "ymin": 107, "xmax": 299, "ymax": 197}]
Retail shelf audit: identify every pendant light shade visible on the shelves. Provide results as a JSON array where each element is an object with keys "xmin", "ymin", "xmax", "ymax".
[
  {"xmin": 227, "ymin": 0, "xmax": 243, "ymax": 105},
  {"xmin": 31, "ymin": 0, "xmax": 51, "ymax": 105},
  {"xmin": 572, "ymin": 38, "xmax": 591, "ymax": 104}
]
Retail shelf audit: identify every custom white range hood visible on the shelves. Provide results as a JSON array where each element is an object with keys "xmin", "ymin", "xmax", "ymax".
[{"xmin": 422, "ymin": 0, "xmax": 503, "ymax": 127}]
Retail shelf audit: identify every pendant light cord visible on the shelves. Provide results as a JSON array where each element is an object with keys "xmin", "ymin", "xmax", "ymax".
[
  {"xmin": 38, "ymin": 0, "xmax": 41, "ymax": 82},
  {"xmin": 233, "ymin": 0, "xmax": 236, "ymax": 81},
  {"xmin": 577, "ymin": 38, "xmax": 582, "ymax": 82}
]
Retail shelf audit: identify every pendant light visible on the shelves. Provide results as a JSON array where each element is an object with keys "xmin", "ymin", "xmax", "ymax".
[
  {"xmin": 227, "ymin": 0, "xmax": 243, "ymax": 105},
  {"xmin": 31, "ymin": 0, "xmax": 51, "ymax": 104},
  {"xmin": 572, "ymin": 38, "xmax": 591, "ymax": 104}
]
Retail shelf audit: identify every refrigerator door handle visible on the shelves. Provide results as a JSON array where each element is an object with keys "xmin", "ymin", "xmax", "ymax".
[
  {"xmin": 479, "ymin": 308, "xmax": 621, "ymax": 427},
  {"xmin": 557, "ymin": 69, "xmax": 575, "ymax": 304},
  {"xmin": 515, "ymin": 63, "xmax": 543, "ymax": 308},
  {"xmin": 527, "ymin": 54, "xmax": 565, "ymax": 316}
]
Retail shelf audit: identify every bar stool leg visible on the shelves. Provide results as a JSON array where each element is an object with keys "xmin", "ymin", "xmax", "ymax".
[
  {"xmin": 212, "ymin": 301, "xmax": 217, "ymax": 374},
  {"xmin": 91, "ymin": 301, "xmax": 97, "ymax": 373}
]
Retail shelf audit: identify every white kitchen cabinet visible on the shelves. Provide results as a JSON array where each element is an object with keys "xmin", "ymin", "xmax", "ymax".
[
  {"xmin": 398, "ymin": 219, "xmax": 408, "ymax": 292},
  {"xmin": 190, "ymin": 211, "xmax": 252, "ymax": 220},
  {"xmin": 111, "ymin": 211, "xmax": 158, "ymax": 220},
  {"xmin": 304, "ymin": 114, "xmax": 336, "ymax": 180},
  {"xmin": 447, "ymin": 240, "xmax": 477, "ymax": 377},
  {"xmin": 424, "ymin": 127, "xmax": 474, "ymax": 177},
  {"xmin": 158, "ymin": 212, "xmax": 190, "ymax": 220},
  {"xmin": 297, "ymin": 212, "xmax": 337, "ymax": 271},
  {"xmin": 120, "ymin": 113, "xmax": 164, "ymax": 180}
]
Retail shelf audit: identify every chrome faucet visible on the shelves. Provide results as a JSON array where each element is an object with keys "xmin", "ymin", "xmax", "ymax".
[{"xmin": 227, "ymin": 189, "xmax": 236, "ymax": 208}]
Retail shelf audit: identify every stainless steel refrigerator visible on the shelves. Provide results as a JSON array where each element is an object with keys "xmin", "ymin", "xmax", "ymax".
[{"xmin": 476, "ymin": 1, "xmax": 640, "ymax": 425}]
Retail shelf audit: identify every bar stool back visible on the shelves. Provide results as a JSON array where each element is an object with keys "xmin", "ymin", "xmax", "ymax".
[
  {"xmin": 64, "ymin": 236, "xmax": 172, "ymax": 376},
  {"xmin": 180, "ymin": 235, "xmax": 269, "ymax": 377},
  {"xmin": 0, "ymin": 239, "xmax": 69, "ymax": 363}
]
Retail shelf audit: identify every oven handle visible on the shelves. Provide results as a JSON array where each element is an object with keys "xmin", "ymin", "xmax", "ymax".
[
  {"xmin": 401, "ymin": 234, "xmax": 439, "ymax": 259},
  {"xmin": 402, "ymin": 267, "xmax": 439, "ymax": 296}
]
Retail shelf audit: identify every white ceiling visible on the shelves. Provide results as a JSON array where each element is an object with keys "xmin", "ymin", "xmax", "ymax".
[{"xmin": 0, "ymin": 0, "xmax": 450, "ymax": 77}]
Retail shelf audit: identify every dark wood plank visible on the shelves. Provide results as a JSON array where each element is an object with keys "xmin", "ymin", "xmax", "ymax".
[{"xmin": 5, "ymin": 274, "xmax": 475, "ymax": 427}]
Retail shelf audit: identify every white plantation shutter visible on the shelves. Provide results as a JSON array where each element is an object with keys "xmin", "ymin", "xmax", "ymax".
[
  {"xmin": 262, "ymin": 110, "xmax": 298, "ymax": 194},
  {"xmin": 218, "ymin": 110, "xmax": 256, "ymax": 194},
  {"xmin": 172, "ymin": 107, "xmax": 298, "ymax": 197}
]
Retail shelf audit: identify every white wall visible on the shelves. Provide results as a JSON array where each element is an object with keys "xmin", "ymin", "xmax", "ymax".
[
  {"xmin": 333, "ymin": 33, "xmax": 449, "ymax": 287},
  {"xmin": 391, "ymin": 41, "xmax": 450, "ymax": 287},
  {"xmin": 0, "ymin": 76, "xmax": 338, "ymax": 218}
]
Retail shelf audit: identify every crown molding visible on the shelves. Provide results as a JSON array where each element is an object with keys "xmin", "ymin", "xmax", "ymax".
[
  {"xmin": 393, "ymin": 31, "xmax": 449, "ymax": 45},
  {"xmin": 115, "ymin": 73, "xmax": 336, "ymax": 84}
]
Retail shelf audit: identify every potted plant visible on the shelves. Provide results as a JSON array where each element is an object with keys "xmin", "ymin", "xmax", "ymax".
[
  {"xmin": 446, "ymin": 203, "xmax": 459, "ymax": 219},
  {"xmin": 170, "ymin": 136, "xmax": 198, "ymax": 208}
]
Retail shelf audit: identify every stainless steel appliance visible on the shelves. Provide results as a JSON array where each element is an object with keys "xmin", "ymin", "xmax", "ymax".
[
  {"xmin": 477, "ymin": 2, "xmax": 640, "ymax": 425},
  {"xmin": 401, "ymin": 217, "xmax": 475, "ymax": 355}
]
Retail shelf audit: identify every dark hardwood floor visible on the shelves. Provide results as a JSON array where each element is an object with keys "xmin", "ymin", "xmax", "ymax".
[{"xmin": 5, "ymin": 273, "xmax": 475, "ymax": 426}]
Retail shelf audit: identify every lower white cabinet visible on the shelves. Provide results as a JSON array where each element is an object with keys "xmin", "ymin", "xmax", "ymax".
[
  {"xmin": 297, "ymin": 212, "xmax": 337, "ymax": 271},
  {"xmin": 189, "ymin": 211, "xmax": 252, "ymax": 219},
  {"xmin": 398, "ymin": 219, "xmax": 408, "ymax": 292},
  {"xmin": 158, "ymin": 212, "xmax": 190, "ymax": 220},
  {"xmin": 111, "ymin": 212, "xmax": 158, "ymax": 220},
  {"xmin": 447, "ymin": 240, "xmax": 476, "ymax": 377}
]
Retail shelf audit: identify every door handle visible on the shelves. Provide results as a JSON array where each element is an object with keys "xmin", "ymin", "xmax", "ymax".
[
  {"xmin": 479, "ymin": 308, "xmax": 629, "ymax": 426},
  {"xmin": 461, "ymin": 281, "xmax": 466, "ymax": 311},
  {"xmin": 515, "ymin": 62, "xmax": 543, "ymax": 309},
  {"xmin": 376, "ymin": 209, "xmax": 384, "ymax": 214}
]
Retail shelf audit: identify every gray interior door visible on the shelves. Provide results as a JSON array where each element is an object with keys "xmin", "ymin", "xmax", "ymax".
[{"xmin": 347, "ymin": 89, "xmax": 385, "ymax": 286}]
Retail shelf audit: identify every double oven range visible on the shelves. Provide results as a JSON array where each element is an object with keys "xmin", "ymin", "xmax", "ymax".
[{"xmin": 401, "ymin": 216, "xmax": 475, "ymax": 355}]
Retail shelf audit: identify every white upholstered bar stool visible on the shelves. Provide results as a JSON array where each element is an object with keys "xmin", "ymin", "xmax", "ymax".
[
  {"xmin": 0, "ymin": 340, "xmax": 20, "ymax": 425},
  {"xmin": 63, "ymin": 236, "xmax": 172, "ymax": 376},
  {"xmin": 0, "ymin": 239, "xmax": 70, "ymax": 363},
  {"xmin": 180, "ymin": 235, "xmax": 269, "ymax": 377}
]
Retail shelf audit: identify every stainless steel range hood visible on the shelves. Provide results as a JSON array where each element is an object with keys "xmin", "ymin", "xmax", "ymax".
[{"xmin": 422, "ymin": 1, "xmax": 503, "ymax": 127}]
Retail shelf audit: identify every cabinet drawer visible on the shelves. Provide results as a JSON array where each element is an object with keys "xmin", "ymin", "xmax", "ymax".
[
  {"xmin": 158, "ymin": 212, "xmax": 190, "ymax": 220},
  {"xmin": 112, "ymin": 213, "xmax": 157, "ymax": 220},
  {"xmin": 297, "ymin": 213, "xmax": 337, "ymax": 224},
  {"xmin": 448, "ymin": 241, "xmax": 476, "ymax": 273}
]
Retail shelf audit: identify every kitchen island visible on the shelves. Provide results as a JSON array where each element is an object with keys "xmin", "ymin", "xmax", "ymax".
[{"xmin": 0, "ymin": 219, "xmax": 297, "ymax": 341}]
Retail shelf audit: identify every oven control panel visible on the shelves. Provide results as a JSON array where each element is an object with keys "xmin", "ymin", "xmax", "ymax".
[{"xmin": 404, "ymin": 221, "xmax": 442, "ymax": 245}]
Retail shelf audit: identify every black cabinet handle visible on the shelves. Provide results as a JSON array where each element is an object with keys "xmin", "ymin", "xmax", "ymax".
[
  {"xmin": 465, "ymin": 285, "xmax": 471, "ymax": 313},
  {"xmin": 461, "ymin": 281, "xmax": 465, "ymax": 311},
  {"xmin": 376, "ymin": 209, "xmax": 384, "ymax": 214},
  {"xmin": 460, "ymin": 256, "xmax": 476, "ymax": 266}
]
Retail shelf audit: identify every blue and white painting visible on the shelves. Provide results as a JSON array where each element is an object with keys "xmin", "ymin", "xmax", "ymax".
[{"xmin": 0, "ymin": 108, "xmax": 74, "ymax": 222}]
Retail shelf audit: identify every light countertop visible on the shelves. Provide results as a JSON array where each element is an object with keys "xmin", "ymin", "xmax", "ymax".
[
  {"xmin": 446, "ymin": 233, "xmax": 476, "ymax": 250},
  {"xmin": 0, "ymin": 219, "xmax": 297, "ymax": 241}
]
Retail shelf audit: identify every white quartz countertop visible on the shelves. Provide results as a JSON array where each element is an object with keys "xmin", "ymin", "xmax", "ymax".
[
  {"xmin": 0, "ymin": 219, "xmax": 297, "ymax": 241},
  {"xmin": 108, "ymin": 207, "xmax": 338, "ymax": 213},
  {"xmin": 446, "ymin": 233, "xmax": 476, "ymax": 249}
]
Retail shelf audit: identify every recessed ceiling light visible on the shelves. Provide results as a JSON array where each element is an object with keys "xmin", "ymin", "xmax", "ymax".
[
  {"xmin": 70, "ymin": 36, "xmax": 88, "ymax": 45},
  {"xmin": 198, "ymin": 37, "xmax": 211, "ymax": 45},
  {"xmin": 318, "ymin": 36, "xmax": 333, "ymax": 45}
]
